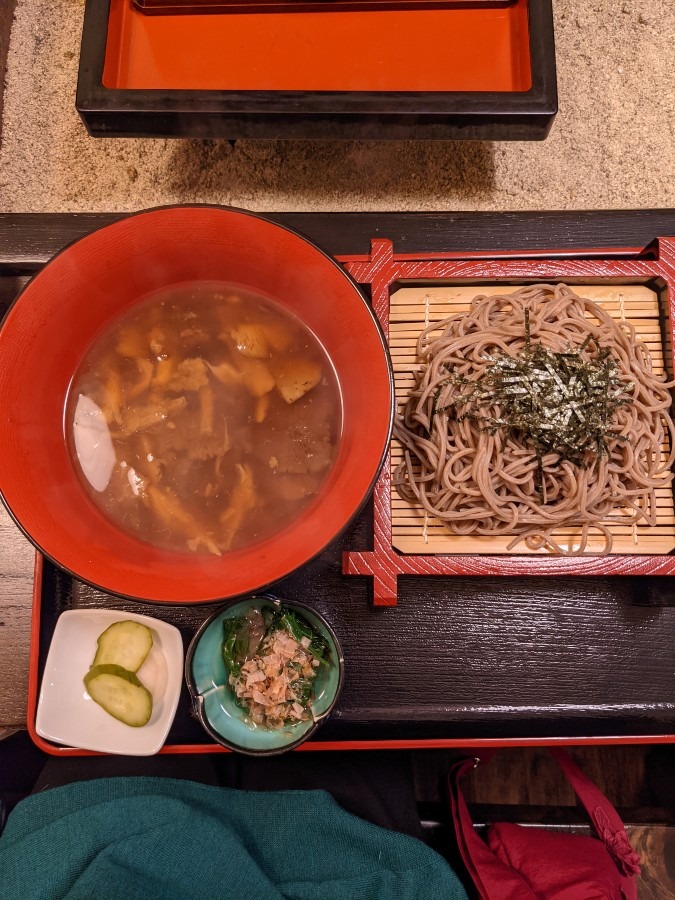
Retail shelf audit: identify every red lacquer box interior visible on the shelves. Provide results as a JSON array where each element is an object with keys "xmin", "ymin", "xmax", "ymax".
[
  {"xmin": 106, "ymin": 0, "xmax": 529, "ymax": 91},
  {"xmin": 132, "ymin": 0, "xmax": 515, "ymax": 20}
]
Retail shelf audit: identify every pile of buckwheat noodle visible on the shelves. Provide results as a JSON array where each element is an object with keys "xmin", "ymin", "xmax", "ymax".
[{"xmin": 393, "ymin": 283, "xmax": 675, "ymax": 555}]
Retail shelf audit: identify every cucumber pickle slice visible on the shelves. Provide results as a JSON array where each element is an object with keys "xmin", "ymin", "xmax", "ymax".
[
  {"xmin": 92, "ymin": 620, "xmax": 153, "ymax": 673},
  {"xmin": 84, "ymin": 664, "xmax": 153, "ymax": 727}
]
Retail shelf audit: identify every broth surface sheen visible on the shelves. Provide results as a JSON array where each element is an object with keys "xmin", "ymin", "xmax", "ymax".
[{"xmin": 68, "ymin": 282, "xmax": 342, "ymax": 555}]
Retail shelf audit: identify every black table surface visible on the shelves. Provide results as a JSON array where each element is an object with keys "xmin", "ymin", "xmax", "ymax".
[{"xmin": 2, "ymin": 210, "xmax": 675, "ymax": 746}]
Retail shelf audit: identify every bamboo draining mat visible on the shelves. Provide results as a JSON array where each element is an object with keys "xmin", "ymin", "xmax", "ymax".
[{"xmin": 390, "ymin": 283, "xmax": 675, "ymax": 555}]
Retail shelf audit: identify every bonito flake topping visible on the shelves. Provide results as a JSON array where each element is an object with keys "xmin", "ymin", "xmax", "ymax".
[{"xmin": 222, "ymin": 605, "xmax": 329, "ymax": 730}]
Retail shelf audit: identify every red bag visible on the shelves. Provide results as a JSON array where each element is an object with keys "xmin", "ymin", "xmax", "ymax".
[{"xmin": 448, "ymin": 749, "xmax": 641, "ymax": 900}]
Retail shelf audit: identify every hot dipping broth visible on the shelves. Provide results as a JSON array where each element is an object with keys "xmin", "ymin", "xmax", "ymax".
[{"xmin": 67, "ymin": 283, "xmax": 342, "ymax": 555}]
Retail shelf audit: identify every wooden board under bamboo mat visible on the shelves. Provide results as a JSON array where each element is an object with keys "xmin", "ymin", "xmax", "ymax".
[{"xmin": 390, "ymin": 283, "xmax": 675, "ymax": 556}]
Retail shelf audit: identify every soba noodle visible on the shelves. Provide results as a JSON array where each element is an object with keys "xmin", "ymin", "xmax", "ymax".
[{"xmin": 393, "ymin": 284, "xmax": 675, "ymax": 555}]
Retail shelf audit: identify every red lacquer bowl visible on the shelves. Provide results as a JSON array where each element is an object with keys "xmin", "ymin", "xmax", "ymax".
[{"xmin": 0, "ymin": 206, "xmax": 393, "ymax": 603}]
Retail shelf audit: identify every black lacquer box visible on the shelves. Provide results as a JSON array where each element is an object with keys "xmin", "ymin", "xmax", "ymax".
[{"xmin": 76, "ymin": 0, "xmax": 557, "ymax": 140}]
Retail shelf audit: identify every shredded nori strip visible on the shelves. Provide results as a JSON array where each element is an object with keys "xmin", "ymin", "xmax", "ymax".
[{"xmin": 439, "ymin": 320, "xmax": 634, "ymax": 481}]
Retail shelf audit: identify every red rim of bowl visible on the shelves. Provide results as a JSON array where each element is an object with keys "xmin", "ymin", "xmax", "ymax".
[{"xmin": 0, "ymin": 205, "xmax": 394, "ymax": 604}]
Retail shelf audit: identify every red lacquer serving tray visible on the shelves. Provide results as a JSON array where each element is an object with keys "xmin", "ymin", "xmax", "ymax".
[
  {"xmin": 26, "ymin": 557, "xmax": 675, "ymax": 755},
  {"xmin": 21, "ymin": 231, "xmax": 675, "ymax": 757},
  {"xmin": 342, "ymin": 237, "xmax": 675, "ymax": 606}
]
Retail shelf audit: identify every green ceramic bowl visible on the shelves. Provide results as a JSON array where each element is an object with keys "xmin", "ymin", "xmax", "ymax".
[{"xmin": 185, "ymin": 594, "xmax": 344, "ymax": 755}]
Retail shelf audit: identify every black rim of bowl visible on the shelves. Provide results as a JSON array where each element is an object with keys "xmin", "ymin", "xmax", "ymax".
[{"xmin": 184, "ymin": 593, "xmax": 345, "ymax": 756}]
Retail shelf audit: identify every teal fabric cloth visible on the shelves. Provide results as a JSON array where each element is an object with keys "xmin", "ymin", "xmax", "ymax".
[{"xmin": 0, "ymin": 777, "xmax": 468, "ymax": 900}]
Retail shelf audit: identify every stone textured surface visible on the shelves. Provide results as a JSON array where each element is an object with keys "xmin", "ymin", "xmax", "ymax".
[{"xmin": 0, "ymin": 0, "xmax": 673, "ymax": 213}]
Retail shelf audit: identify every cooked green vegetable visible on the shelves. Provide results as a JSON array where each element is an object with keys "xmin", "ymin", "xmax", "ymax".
[
  {"xmin": 278, "ymin": 609, "xmax": 312, "ymax": 642},
  {"xmin": 92, "ymin": 620, "xmax": 154, "ymax": 673},
  {"xmin": 84, "ymin": 664, "xmax": 153, "ymax": 727},
  {"xmin": 222, "ymin": 613, "xmax": 261, "ymax": 677},
  {"xmin": 278, "ymin": 609, "xmax": 329, "ymax": 664},
  {"xmin": 222, "ymin": 604, "xmax": 329, "ymax": 730}
]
